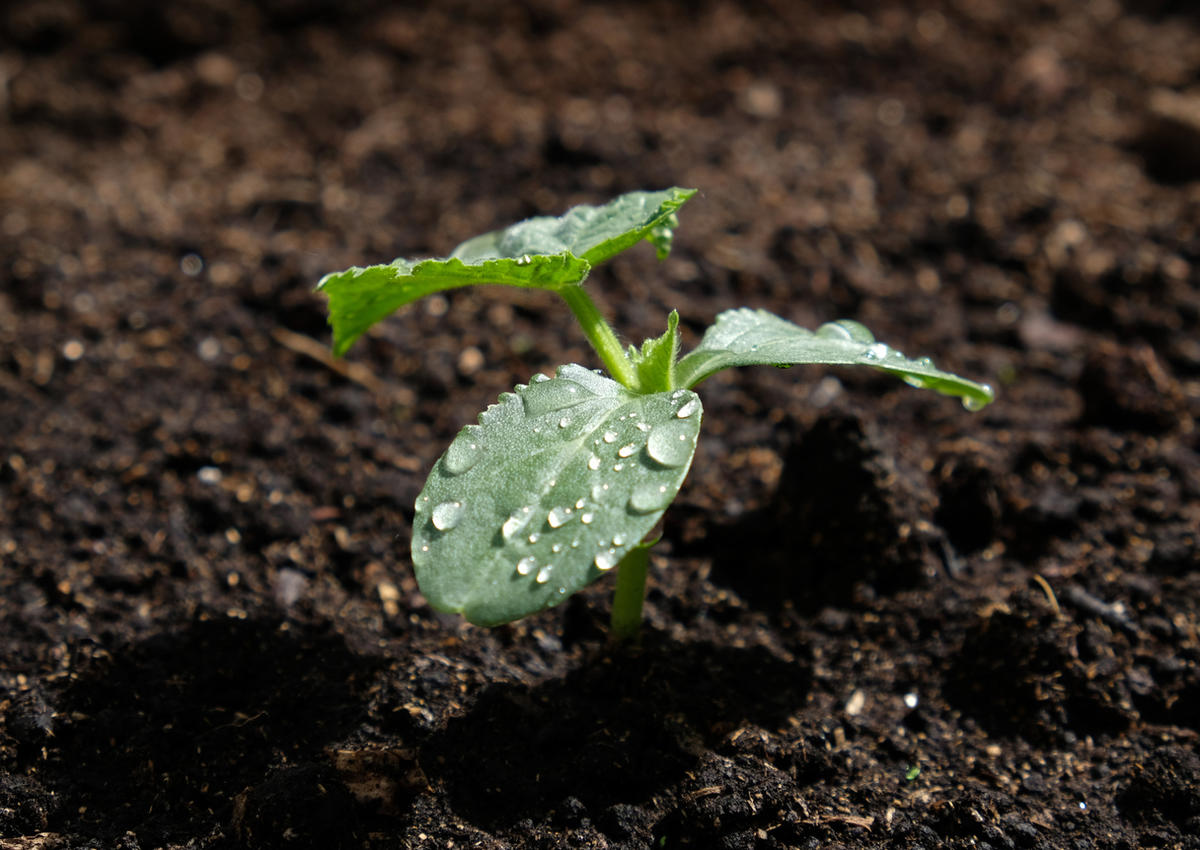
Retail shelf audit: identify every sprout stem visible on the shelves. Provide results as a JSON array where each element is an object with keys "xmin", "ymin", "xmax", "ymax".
[
  {"xmin": 558, "ymin": 285, "xmax": 638, "ymax": 389},
  {"xmin": 609, "ymin": 544, "xmax": 651, "ymax": 641}
]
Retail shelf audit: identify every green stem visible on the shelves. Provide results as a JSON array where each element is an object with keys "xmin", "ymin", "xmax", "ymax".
[
  {"xmin": 609, "ymin": 545, "xmax": 651, "ymax": 642},
  {"xmin": 558, "ymin": 285, "xmax": 638, "ymax": 389}
]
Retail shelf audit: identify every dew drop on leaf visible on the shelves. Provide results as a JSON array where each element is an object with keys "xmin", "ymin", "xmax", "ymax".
[
  {"xmin": 602, "ymin": 430, "xmax": 617, "ymax": 443},
  {"xmin": 501, "ymin": 506, "xmax": 533, "ymax": 540},
  {"xmin": 431, "ymin": 501, "xmax": 463, "ymax": 531},
  {"xmin": 630, "ymin": 482, "xmax": 671, "ymax": 513},
  {"xmin": 581, "ymin": 512, "xmax": 594, "ymax": 524},
  {"xmin": 587, "ymin": 455, "xmax": 601, "ymax": 470},
  {"xmin": 516, "ymin": 556, "xmax": 536, "ymax": 576},
  {"xmin": 535, "ymin": 565, "xmax": 553, "ymax": 584},
  {"xmin": 617, "ymin": 443, "xmax": 637, "ymax": 458},
  {"xmin": 594, "ymin": 550, "xmax": 618, "ymax": 571},
  {"xmin": 817, "ymin": 319, "xmax": 875, "ymax": 343},
  {"xmin": 962, "ymin": 390, "xmax": 991, "ymax": 411},
  {"xmin": 675, "ymin": 398, "xmax": 698, "ymax": 419},
  {"xmin": 611, "ymin": 534, "xmax": 625, "ymax": 546},
  {"xmin": 863, "ymin": 342, "xmax": 890, "ymax": 361},
  {"xmin": 443, "ymin": 431, "xmax": 482, "ymax": 475},
  {"xmin": 548, "ymin": 506, "xmax": 571, "ymax": 528},
  {"xmin": 646, "ymin": 420, "xmax": 694, "ymax": 467}
]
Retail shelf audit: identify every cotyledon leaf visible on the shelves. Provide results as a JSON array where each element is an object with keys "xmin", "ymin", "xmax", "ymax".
[
  {"xmin": 675, "ymin": 308, "xmax": 995, "ymax": 410},
  {"xmin": 412, "ymin": 364, "xmax": 702, "ymax": 627}
]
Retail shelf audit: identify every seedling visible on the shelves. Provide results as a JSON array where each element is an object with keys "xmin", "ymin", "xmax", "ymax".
[{"xmin": 318, "ymin": 188, "xmax": 993, "ymax": 640}]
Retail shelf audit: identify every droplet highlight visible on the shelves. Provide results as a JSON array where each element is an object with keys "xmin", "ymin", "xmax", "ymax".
[
  {"xmin": 516, "ymin": 556, "xmax": 536, "ymax": 576},
  {"xmin": 535, "ymin": 565, "xmax": 553, "ymax": 584},
  {"xmin": 594, "ymin": 550, "xmax": 618, "ymax": 571}
]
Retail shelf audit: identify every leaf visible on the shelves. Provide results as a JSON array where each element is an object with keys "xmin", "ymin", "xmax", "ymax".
[
  {"xmin": 630, "ymin": 309, "xmax": 680, "ymax": 393},
  {"xmin": 675, "ymin": 308, "xmax": 995, "ymax": 409},
  {"xmin": 451, "ymin": 187, "xmax": 697, "ymax": 266},
  {"xmin": 412, "ymin": 364, "xmax": 702, "ymax": 627},
  {"xmin": 317, "ymin": 254, "xmax": 590, "ymax": 357},
  {"xmin": 318, "ymin": 188, "xmax": 697, "ymax": 356}
]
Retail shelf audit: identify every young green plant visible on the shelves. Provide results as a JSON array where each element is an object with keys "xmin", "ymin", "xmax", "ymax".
[{"xmin": 318, "ymin": 188, "xmax": 993, "ymax": 640}]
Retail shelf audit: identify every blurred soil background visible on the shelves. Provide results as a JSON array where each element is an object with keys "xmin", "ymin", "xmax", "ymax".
[{"xmin": 2, "ymin": 1, "xmax": 1199, "ymax": 848}]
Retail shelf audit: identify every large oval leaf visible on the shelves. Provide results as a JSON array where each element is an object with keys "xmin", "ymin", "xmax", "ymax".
[{"xmin": 412, "ymin": 365, "xmax": 702, "ymax": 626}]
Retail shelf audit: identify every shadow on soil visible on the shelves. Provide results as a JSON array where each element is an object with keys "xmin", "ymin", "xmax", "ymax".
[
  {"xmin": 39, "ymin": 615, "xmax": 380, "ymax": 845},
  {"xmin": 421, "ymin": 635, "xmax": 810, "ymax": 831},
  {"xmin": 705, "ymin": 413, "xmax": 928, "ymax": 614}
]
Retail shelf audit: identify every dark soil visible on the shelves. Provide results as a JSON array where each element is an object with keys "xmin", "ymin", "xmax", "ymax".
[{"xmin": 2, "ymin": 1, "xmax": 1199, "ymax": 848}]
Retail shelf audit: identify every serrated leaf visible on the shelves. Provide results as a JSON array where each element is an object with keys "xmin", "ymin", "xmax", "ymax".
[
  {"xmin": 317, "ymin": 254, "xmax": 590, "ymax": 357},
  {"xmin": 412, "ymin": 365, "xmax": 702, "ymax": 627},
  {"xmin": 318, "ymin": 188, "xmax": 696, "ymax": 356},
  {"xmin": 450, "ymin": 187, "xmax": 696, "ymax": 266},
  {"xmin": 631, "ymin": 309, "xmax": 680, "ymax": 393},
  {"xmin": 675, "ymin": 308, "xmax": 995, "ymax": 409}
]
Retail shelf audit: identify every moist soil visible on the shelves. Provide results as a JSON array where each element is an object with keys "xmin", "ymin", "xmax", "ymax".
[{"xmin": 2, "ymin": 2, "xmax": 1199, "ymax": 848}]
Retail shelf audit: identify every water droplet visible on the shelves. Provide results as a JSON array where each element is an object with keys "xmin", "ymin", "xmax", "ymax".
[
  {"xmin": 612, "ymin": 534, "xmax": 625, "ymax": 546},
  {"xmin": 431, "ymin": 501, "xmax": 463, "ymax": 530},
  {"xmin": 548, "ymin": 506, "xmax": 571, "ymax": 528},
  {"xmin": 647, "ymin": 420, "xmax": 695, "ymax": 467},
  {"xmin": 636, "ymin": 422, "xmax": 651, "ymax": 432},
  {"xmin": 675, "ymin": 398, "xmax": 699, "ymax": 419},
  {"xmin": 903, "ymin": 375, "xmax": 927, "ymax": 389},
  {"xmin": 613, "ymin": 463, "xmax": 625, "ymax": 471},
  {"xmin": 602, "ymin": 430, "xmax": 617, "ymax": 444},
  {"xmin": 630, "ymin": 482, "xmax": 672, "ymax": 513},
  {"xmin": 591, "ymin": 484, "xmax": 606, "ymax": 501},
  {"xmin": 863, "ymin": 342, "xmax": 889, "ymax": 361},
  {"xmin": 594, "ymin": 550, "xmax": 618, "ymax": 571},
  {"xmin": 558, "ymin": 417, "xmax": 570, "ymax": 428},
  {"xmin": 552, "ymin": 543, "xmax": 563, "ymax": 553},
  {"xmin": 443, "ymin": 429, "xmax": 483, "ymax": 474},
  {"xmin": 517, "ymin": 556, "xmax": 536, "ymax": 575},
  {"xmin": 617, "ymin": 443, "xmax": 638, "ymax": 458},
  {"xmin": 420, "ymin": 544, "xmax": 429, "ymax": 552},
  {"xmin": 521, "ymin": 378, "xmax": 591, "ymax": 417},
  {"xmin": 587, "ymin": 455, "xmax": 601, "ymax": 470},
  {"xmin": 817, "ymin": 322, "xmax": 853, "ymax": 341},
  {"xmin": 516, "ymin": 254, "xmax": 532, "ymax": 265},
  {"xmin": 818, "ymin": 319, "xmax": 875, "ymax": 343},
  {"xmin": 581, "ymin": 512, "xmax": 594, "ymax": 524},
  {"xmin": 501, "ymin": 506, "xmax": 533, "ymax": 540},
  {"xmin": 916, "ymin": 356, "xmax": 934, "ymax": 368},
  {"xmin": 528, "ymin": 533, "xmax": 540, "ymax": 544},
  {"xmin": 535, "ymin": 565, "xmax": 553, "ymax": 583},
  {"xmin": 962, "ymin": 389, "xmax": 991, "ymax": 412},
  {"xmin": 570, "ymin": 538, "xmax": 580, "ymax": 548},
  {"xmin": 575, "ymin": 498, "xmax": 586, "ymax": 509}
]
